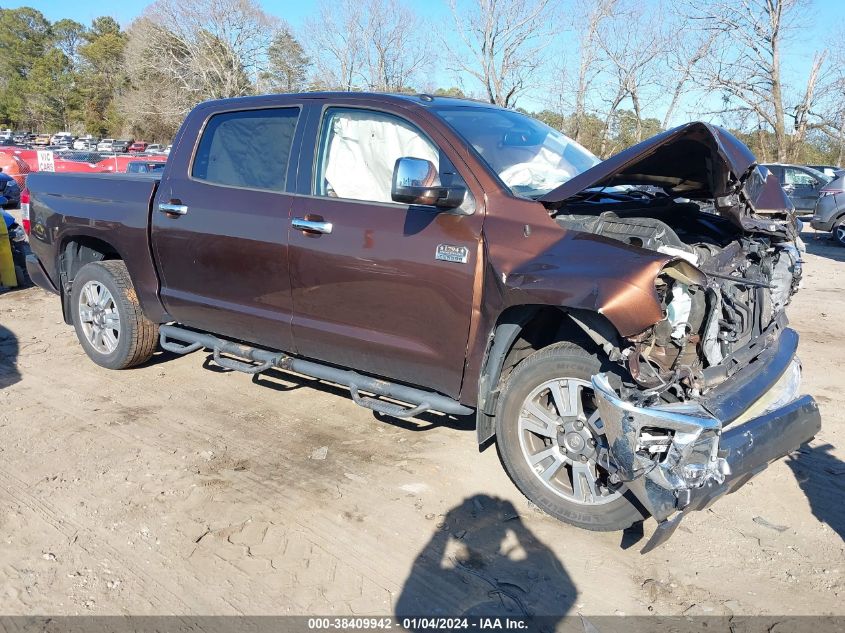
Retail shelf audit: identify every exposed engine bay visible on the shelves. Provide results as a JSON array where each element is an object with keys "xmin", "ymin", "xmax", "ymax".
[
  {"xmin": 552, "ymin": 190, "xmax": 804, "ymax": 524},
  {"xmin": 555, "ymin": 193, "xmax": 803, "ymax": 403},
  {"xmin": 530, "ymin": 123, "xmax": 816, "ymax": 548}
]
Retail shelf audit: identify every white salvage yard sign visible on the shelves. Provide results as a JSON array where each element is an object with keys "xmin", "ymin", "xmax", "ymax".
[{"xmin": 36, "ymin": 150, "xmax": 55, "ymax": 172}]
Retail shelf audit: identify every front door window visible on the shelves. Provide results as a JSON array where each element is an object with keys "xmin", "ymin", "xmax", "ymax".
[{"xmin": 315, "ymin": 108, "xmax": 440, "ymax": 203}]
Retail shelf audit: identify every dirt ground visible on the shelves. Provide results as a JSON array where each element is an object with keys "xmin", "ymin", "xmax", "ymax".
[{"xmin": 0, "ymin": 229, "xmax": 843, "ymax": 621}]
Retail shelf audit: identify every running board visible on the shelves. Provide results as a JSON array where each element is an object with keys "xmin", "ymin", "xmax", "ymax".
[{"xmin": 159, "ymin": 325, "xmax": 472, "ymax": 419}]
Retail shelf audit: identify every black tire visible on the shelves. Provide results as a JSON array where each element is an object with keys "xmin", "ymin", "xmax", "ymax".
[
  {"xmin": 14, "ymin": 264, "xmax": 29, "ymax": 287},
  {"xmin": 834, "ymin": 219, "xmax": 845, "ymax": 247},
  {"xmin": 70, "ymin": 260, "xmax": 159, "ymax": 369},
  {"xmin": 495, "ymin": 341, "xmax": 647, "ymax": 531}
]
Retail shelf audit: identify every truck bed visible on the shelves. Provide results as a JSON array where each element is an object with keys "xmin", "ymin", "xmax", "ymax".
[{"xmin": 25, "ymin": 172, "xmax": 164, "ymax": 319}]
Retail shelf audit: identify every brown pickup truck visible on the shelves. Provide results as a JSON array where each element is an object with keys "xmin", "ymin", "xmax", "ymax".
[{"xmin": 24, "ymin": 93, "xmax": 820, "ymax": 551}]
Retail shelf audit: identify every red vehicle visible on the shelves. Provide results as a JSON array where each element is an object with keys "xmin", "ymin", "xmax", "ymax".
[
  {"xmin": 22, "ymin": 93, "xmax": 820, "ymax": 551},
  {"xmin": 128, "ymin": 141, "xmax": 148, "ymax": 153}
]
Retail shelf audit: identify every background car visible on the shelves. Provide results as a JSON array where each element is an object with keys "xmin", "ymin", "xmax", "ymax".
[
  {"xmin": 0, "ymin": 170, "xmax": 21, "ymax": 208},
  {"xmin": 145, "ymin": 143, "xmax": 162, "ymax": 153},
  {"xmin": 33, "ymin": 134, "xmax": 51, "ymax": 147},
  {"xmin": 128, "ymin": 141, "xmax": 148, "ymax": 153},
  {"xmin": 50, "ymin": 132, "xmax": 73, "ymax": 147},
  {"xmin": 807, "ymin": 164, "xmax": 840, "ymax": 178},
  {"xmin": 97, "ymin": 138, "xmax": 115, "ymax": 152},
  {"xmin": 125, "ymin": 160, "xmax": 166, "ymax": 174},
  {"xmin": 761, "ymin": 163, "xmax": 831, "ymax": 212},
  {"xmin": 73, "ymin": 136, "xmax": 99, "ymax": 151},
  {"xmin": 811, "ymin": 174, "xmax": 845, "ymax": 245},
  {"xmin": 113, "ymin": 139, "xmax": 133, "ymax": 153}
]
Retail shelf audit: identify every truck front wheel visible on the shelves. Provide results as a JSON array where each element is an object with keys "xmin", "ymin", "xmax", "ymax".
[
  {"xmin": 495, "ymin": 341, "xmax": 647, "ymax": 531},
  {"xmin": 70, "ymin": 260, "xmax": 159, "ymax": 369}
]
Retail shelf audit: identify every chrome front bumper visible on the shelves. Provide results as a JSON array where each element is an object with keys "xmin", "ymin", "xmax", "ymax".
[{"xmin": 591, "ymin": 328, "xmax": 821, "ymax": 552}]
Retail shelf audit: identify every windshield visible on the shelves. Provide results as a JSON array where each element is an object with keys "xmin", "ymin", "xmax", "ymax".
[{"xmin": 433, "ymin": 105, "xmax": 600, "ymax": 197}]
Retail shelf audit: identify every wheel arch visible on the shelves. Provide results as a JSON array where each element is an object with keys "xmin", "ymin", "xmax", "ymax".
[
  {"xmin": 58, "ymin": 235, "xmax": 125, "ymax": 325},
  {"xmin": 475, "ymin": 304, "xmax": 623, "ymax": 449}
]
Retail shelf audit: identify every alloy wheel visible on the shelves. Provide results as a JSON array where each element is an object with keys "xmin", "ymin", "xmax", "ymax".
[
  {"xmin": 77, "ymin": 280, "xmax": 121, "ymax": 354},
  {"xmin": 517, "ymin": 377, "xmax": 621, "ymax": 506}
]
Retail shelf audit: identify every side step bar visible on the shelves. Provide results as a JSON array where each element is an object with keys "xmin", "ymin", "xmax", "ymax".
[{"xmin": 159, "ymin": 324, "xmax": 473, "ymax": 419}]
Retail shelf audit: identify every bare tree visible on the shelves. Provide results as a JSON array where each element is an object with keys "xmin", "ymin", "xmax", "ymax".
[
  {"xmin": 687, "ymin": 0, "xmax": 823, "ymax": 161},
  {"xmin": 594, "ymin": 0, "xmax": 666, "ymax": 154},
  {"xmin": 812, "ymin": 28, "xmax": 845, "ymax": 164},
  {"xmin": 660, "ymin": 24, "xmax": 716, "ymax": 129},
  {"xmin": 128, "ymin": 0, "xmax": 278, "ymax": 103},
  {"xmin": 569, "ymin": 0, "xmax": 617, "ymax": 143},
  {"xmin": 304, "ymin": 0, "xmax": 363, "ymax": 91},
  {"xmin": 358, "ymin": 0, "xmax": 430, "ymax": 91},
  {"xmin": 305, "ymin": 0, "xmax": 429, "ymax": 92},
  {"xmin": 121, "ymin": 0, "xmax": 279, "ymax": 138},
  {"xmin": 442, "ymin": 0, "xmax": 558, "ymax": 108},
  {"xmin": 120, "ymin": 18, "xmax": 193, "ymax": 137},
  {"xmin": 789, "ymin": 51, "xmax": 828, "ymax": 155}
]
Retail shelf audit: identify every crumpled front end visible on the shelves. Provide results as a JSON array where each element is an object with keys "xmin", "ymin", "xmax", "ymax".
[
  {"xmin": 506, "ymin": 120, "xmax": 823, "ymax": 550},
  {"xmin": 590, "ymin": 339, "xmax": 818, "ymax": 552},
  {"xmin": 592, "ymin": 373, "xmax": 726, "ymax": 516}
]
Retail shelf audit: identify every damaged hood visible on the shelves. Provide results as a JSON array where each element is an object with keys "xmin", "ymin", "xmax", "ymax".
[{"xmin": 539, "ymin": 122, "xmax": 795, "ymax": 234}]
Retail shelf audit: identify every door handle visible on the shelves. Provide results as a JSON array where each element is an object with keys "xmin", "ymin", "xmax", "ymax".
[
  {"xmin": 292, "ymin": 217, "xmax": 333, "ymax": 234},
  {"xmin": 159, "ymin": 202, "xmax": 188, "ymax": 216}
]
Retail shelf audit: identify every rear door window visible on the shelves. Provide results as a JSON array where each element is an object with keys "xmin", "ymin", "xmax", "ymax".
[
  {"xmin": 192, "ymin": 107, "xmax": 299, "ymax": 192},
  {"xmin": 784, "ymin": 167, "xmax": 817, "ymax": 187}
]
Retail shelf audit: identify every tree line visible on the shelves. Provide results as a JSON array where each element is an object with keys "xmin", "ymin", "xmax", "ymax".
[{"xmin": 1, "ymin": 0, "xmax": 843, "ymax": 165}]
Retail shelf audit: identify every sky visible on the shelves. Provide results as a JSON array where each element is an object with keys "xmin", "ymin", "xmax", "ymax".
[{"xmin": 6, "ymin": 0, "xmax": 845, "ymax": 123}]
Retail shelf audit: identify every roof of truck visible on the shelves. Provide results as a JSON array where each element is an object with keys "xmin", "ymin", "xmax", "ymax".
[{"xmin": 196, "ymin": 92, "xmax": 502, "ymax": 111}]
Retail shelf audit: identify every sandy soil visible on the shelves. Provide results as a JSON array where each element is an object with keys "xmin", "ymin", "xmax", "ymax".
[{"xmin": 0, "ymin": 229, "xmax": 842, "ymax": 620}]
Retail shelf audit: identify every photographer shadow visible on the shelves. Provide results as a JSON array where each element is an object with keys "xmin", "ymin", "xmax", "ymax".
[
  {"xmin": 787, "ymin": 443, "xmax": 845, "ymax": 543},
  {"xmin": 396, "ymin": 495, "xmax": 575, "ymax": 631},
  {"xmin": 0, "ymin": 324, "xmax": 20, "ymax": 389}
]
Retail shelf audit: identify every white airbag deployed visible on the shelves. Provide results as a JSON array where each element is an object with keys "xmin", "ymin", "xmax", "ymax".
[{"xmin": 323, "ymin": 111, "xmax": 439, "ymax": 203}]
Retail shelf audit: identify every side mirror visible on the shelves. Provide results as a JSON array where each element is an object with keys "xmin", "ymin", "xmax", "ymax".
[{"xmin": 391, "ymin": 157, "xmax": 466, "ymax": 210}]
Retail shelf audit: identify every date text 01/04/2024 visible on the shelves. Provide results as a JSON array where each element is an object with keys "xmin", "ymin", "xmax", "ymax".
[{"xmin": 306, "ymin": 617, "xmax": 530, "ymax": 630}]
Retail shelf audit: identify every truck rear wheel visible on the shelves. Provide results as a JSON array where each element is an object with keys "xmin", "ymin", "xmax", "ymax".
[
  {"xmin": 70, "ymin": 260, "xmax": 158, "ymax": 369},
  {"xmin": 495, "ymin": 341, "xmax": 646, "ymax": 531}
]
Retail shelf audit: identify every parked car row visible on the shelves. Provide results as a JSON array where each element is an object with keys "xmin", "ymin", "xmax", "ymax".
[
  {"xmin": 0, "ymin": 130, "xmax": 171, "ymax": 154},
  {"xmin": 0, "ymin": 145, "xmax": 167, "ymax": 197},
  {"xmin": 760, "ymin": 162, "xmax": 845, "ymax": 246}
]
